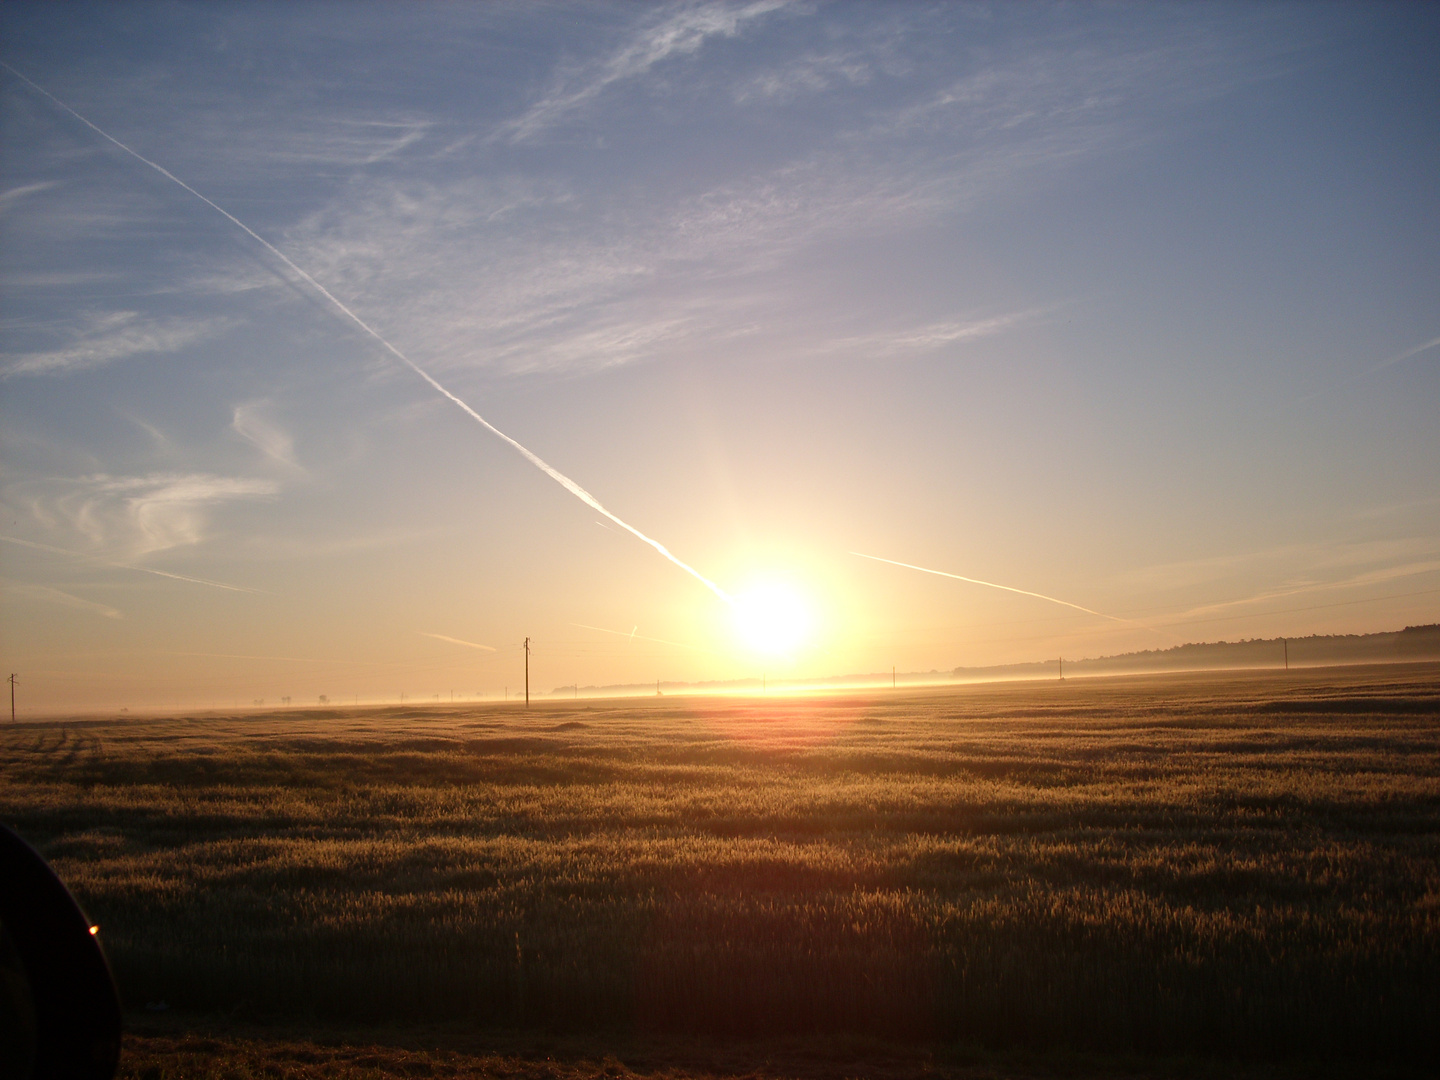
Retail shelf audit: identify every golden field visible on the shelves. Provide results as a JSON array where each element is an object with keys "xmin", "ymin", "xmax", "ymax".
[{"xmin": 3, "ymin": 665, "xmax": 1437, "ymax": 1076}]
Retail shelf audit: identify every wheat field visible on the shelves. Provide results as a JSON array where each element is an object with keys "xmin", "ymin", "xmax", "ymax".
[{"xmin": 3, "ymin": 665, "xmax": 1437, "ymax": 1074}]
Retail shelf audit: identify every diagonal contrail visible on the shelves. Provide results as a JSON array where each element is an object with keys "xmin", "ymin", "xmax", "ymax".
[
  {"xmin": 1360, "ymin": 334, "xmax": 1440, "ymax": 380},
  {"xmin": 3, "ymin": 62, "xmax": 731, "ymax": 605},
  {"xmin": 570, "ymin": 622, "xmax": 713, "ymax": 653},
  {"xmin": 420, "ymin": 632, "xmax": 498, "ymax": 652},
  {"xmin": 852, "ymin": 551, "xmax": 1145, "ymax": 628},
  {"xmin": 1294, "ymin": 333, "xmax": 1440, "ymax": 405},
  {"xmin": 0, "ymin": 534, "xmax": 259, "ymax": 592}
]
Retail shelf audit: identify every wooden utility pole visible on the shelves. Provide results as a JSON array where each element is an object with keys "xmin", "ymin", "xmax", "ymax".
[
  {"xmin": 1059, "ymin": 656, "xmax": 1064, "ymax": 681},
  {"xmin": 524, "ymin": 637, "xmax": 530, "ymax": 709},
  {"xmin": 892, "ymin": 666, "xmax": 896, "ymax": 689},
  {"xmin": 8, "ymin": 674, "xmax": 15, "ymax": 722},
  {"xmin": 1283, "ymin": 639, "xmax": 1288, "ymax": 670}
]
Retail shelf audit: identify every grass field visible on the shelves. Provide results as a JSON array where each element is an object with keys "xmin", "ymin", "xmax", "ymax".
[{"xmin": 3, "ymin": 665, "xmax": 1438, "ymax": 1075}]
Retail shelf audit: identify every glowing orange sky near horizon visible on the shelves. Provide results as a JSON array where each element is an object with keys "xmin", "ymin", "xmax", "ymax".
[{"xmin": 1, "ymin": 4, "xmax": 1437, "ymax": 711}]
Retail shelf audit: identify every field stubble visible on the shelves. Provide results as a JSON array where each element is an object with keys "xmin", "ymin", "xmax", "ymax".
[{"xmin": 2, "ymin": 666, "xmax": 1437, "ymax": 1064}]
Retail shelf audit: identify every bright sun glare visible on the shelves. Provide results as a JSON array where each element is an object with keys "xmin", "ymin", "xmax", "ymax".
[{"xmin": 732, "ymin": 581, "xmax": 815, "ymax": 657}]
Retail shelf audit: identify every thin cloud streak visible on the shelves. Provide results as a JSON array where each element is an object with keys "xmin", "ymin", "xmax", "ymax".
[
  {"xmin": 825, "ymin": 309, "xmax": 1048, "ymax": 359},
  {"xmin": 0, "ymin": 534, "xmax": 260, "ymax": 593},
  {"xmin": 232, "ymin": 402, "xmax": 302, "ymax": 471},
  {"xmin": 278, "ymin": 12, "xmax": 1280, "ymax": 386},
  {"xmin": 1295, "ymin": 332, "xmax": 1440, "ymax": 404},
  {"xmin": 1153, "ymin": 559, "xmax": 1440, "ymax": 625},
  {"xmin": 570, "ymin": 621, "xmax": 713, "ymax": 653},
  {"xmin": 420, "ymin": 632, "xmax": 497, "ymax": 652},
  {"xmin": 166, "ymin": 650, "xmax": 330, "ymax": 664},
  {"xmin": 1148, "ymin": 586, "xmax": 1440, "ymax": 630},
  {"xmin": 0, "ymin": 180, "xmax": 61, "ymax": 208},
  {"xmin": 20, "ymin": 472, "xmax": 278, "ymax": 558},
  {"xmin": 1, "ymin": 61, "xmax": 731, "ymax": 606},
  {"xmin": 496, "ymin": 1, "xmax": 788, "ymax": 143},
  {"xmin": 853, "ymin": 551, "xmax": 1151, "ymax": 630},
  {"xmin": 4, "ymin": 582, "xmax": 122, "ymax": 619},
  {"xmin": 1364, "ymin": 334, "xmax": 1440, "ymax": 379},
  {"xmin": 2, "ymin": 311, "xmax": 228, "ymax": 377},
  {"xmin": 165, "ymin": 650, "xmax": 475, "ymax": 670}
]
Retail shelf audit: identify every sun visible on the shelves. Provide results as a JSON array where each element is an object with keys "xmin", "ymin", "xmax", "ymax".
[{"xmin": 731, "ymin": 580, "xmax": 815, "ymax": 657}]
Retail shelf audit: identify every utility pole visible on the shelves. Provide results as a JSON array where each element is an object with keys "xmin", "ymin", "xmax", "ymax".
[
  {"xmin": 1059, "ymin": 656, "xmax": 1064, "ymax": 681},
  {"xmin": 892, "ymin": 666, "xmax": 896, "ymax": 689},
  {"xmin": 8, "ymin": 674, "xmax": 15, "ymax": 722},
  {"xmin": 524, "ymin": 637, "xmax": 530, "ymax": 709},
  {"xmin": 1283, "ymin": 639, "xmax": 1288, "ymax": 670}
]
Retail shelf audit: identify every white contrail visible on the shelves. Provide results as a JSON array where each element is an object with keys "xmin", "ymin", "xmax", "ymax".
[
  {"xmin": 3, "ymin": 62, "xmax": 731, "ymax": 605},
  {"xmin": 1154, "ymin": 559, "xmax": 1440, "ymax": 625},
  {"xmin": 420, "ymin": 632, "xmax": 497, "ymax": 652},
  {"xmin": 1295, "ymin": 332, "xmax": 1440, "ymax": 405},
  {"xmin": 570, "ymin": 622, "xmax": 712, "ymax": 652},
  {"xmin": 852, "ymin": 551, "xmax": 1144, "ymax": 628},
  {"xmin": 1363, "ymin": 334, "xmax": 1440, "ymax": 379},
  {"xmin": 165, "ymin": 650, "xmax": 332, "ymax": 664},
  {"xmin": 0, "ymin": 534, "xmax": 259, "ymax": 593}
]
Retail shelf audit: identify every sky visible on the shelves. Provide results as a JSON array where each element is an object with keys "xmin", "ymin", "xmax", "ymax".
[{"xmin": 1, "ymin": 1, "xmax": 1437, "ymax": 711}]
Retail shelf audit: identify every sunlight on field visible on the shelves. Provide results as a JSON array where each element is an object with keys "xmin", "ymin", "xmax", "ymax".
[{"xmin": 2, "ymin": 666, "xmax": 1436, "ymax": 1063}]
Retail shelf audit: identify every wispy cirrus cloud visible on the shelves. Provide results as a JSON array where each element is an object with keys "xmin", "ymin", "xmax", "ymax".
[
  {"xmin": 0, "ymin": 180, "xmax": 61, "ymax": 210},
  {"xmin": 823, "ymin": 310, "xmax": 1048, "ymax": 359},
  {"xmin": 232, "ymin": 402, "xmax": 302, "ymax": 471},
  {"xmin": 1155, "ymin": 559, "xmax": 1440, "ymax": 628},
  {"xmin": 495, "ymin": 0, "xmax": 789, "ymax": 143},
  {"xmin": 1295, "ymin": 333, "xmax": 1440, "ymax": 404},
  {"xmin": 1115, "ymin": 537, "xmax": 1440, "ymax": 632},
  {"xmin": 0, "ymin": 534, "xmax": 260, "ymax": 592},
  {"xmin": 420, "ymin": 632, "xmax": 496, "ymax": 652},
  {"xmin": 266, "ymin": 11, "xmax": 1291, "ymax": 385},
  {"xmin": 279, "ymin": 150, "xmax": 1047, "ymax": 379},
  {"xmin": 1, "ymin": 310, "xmax": 231, "ymax": 377},
  {"xmin": 3, "ymin": 581, "xmax": 122, "ymax": 619},
  {"xmin": 22, "ymin": 472, "xmax": 277, "ymax": 558},
  {"xmin": 251, "ymin": 116, "xmax": 434, "ymax": 168},
  {"xmin": 730, "ymin": 47, "xmax": 874, "ymax": 104},
  {"xmin": 6, "ymin": 6, "xmax": 1317, "ymax": 410},
  {"xmin": 1118, "ymin": 537, "xmax": 1440, "ymax": 594}
]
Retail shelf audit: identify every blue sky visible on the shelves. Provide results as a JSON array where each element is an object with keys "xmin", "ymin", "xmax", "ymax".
[{"xmin": 2, "ymin": 2, "xmax": 1437, "ymax": 709}]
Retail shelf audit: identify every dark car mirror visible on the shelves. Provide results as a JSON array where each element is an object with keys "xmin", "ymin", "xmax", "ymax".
[{"xmin": 0, "ymin": 825, "xmax": 121, "ymax": 1080}]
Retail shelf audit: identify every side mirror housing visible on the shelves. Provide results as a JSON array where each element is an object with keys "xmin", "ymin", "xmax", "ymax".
[{"xmin": 0, "ymin": 824, "xmax": 122, "ymax": 1080}]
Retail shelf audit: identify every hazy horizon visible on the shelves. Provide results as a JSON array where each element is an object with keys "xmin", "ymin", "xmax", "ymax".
[{"xmin": 2, "ymin": 2, "xmax": 1438, "ymax": 711}]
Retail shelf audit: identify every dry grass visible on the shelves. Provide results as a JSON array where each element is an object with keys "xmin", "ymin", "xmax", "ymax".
[
  {"xmin": 3, "ymin": 665, "xmax": 1438, "ymax": 1065},
  {"xmin": 116, "ymin": 1021, "xmax": 1427, "ymax": 1080}
]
